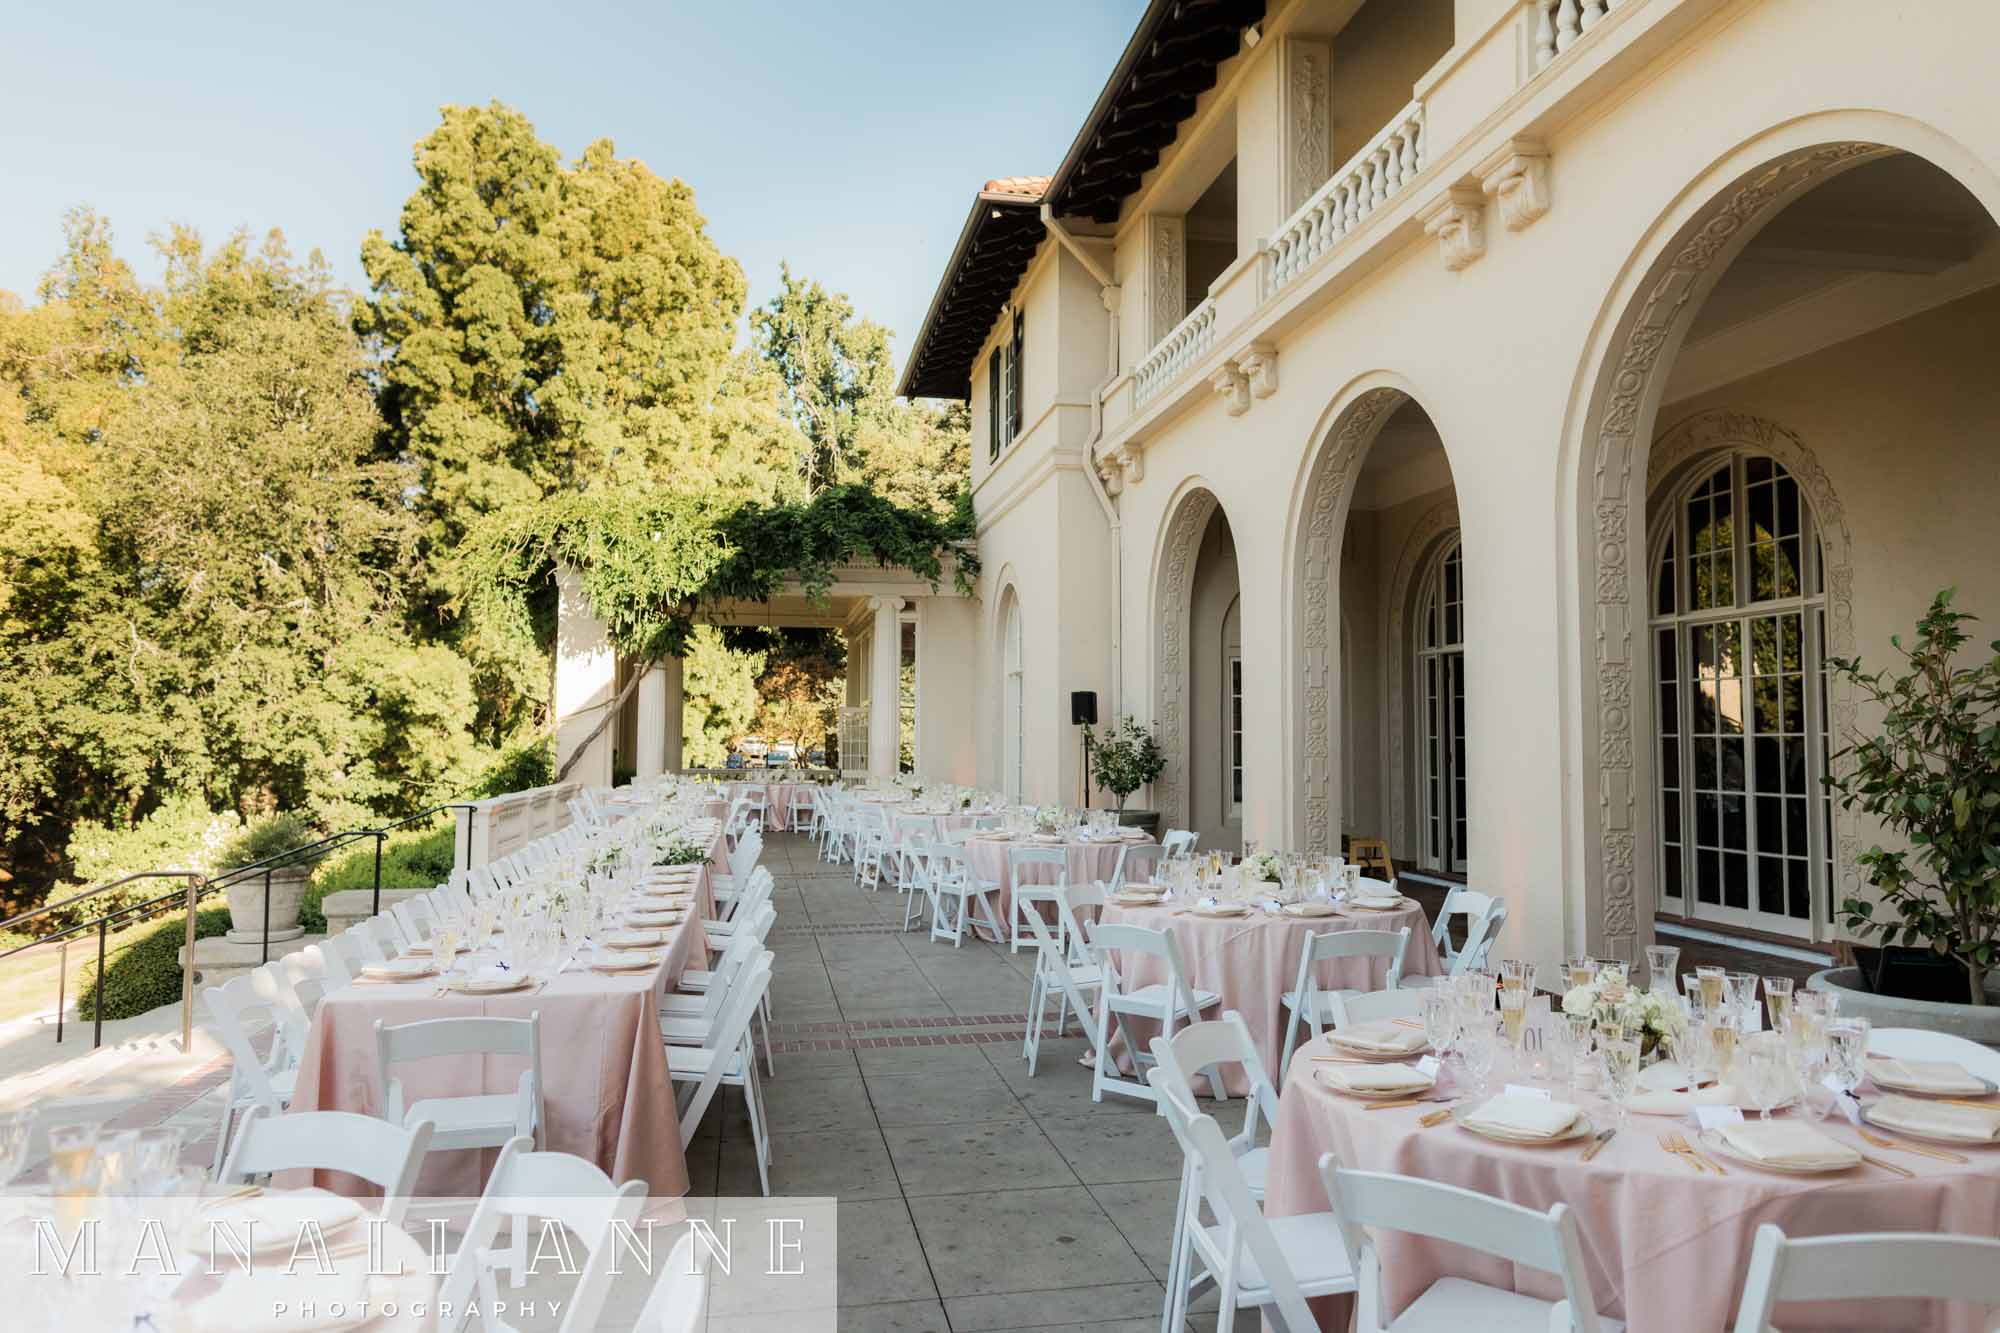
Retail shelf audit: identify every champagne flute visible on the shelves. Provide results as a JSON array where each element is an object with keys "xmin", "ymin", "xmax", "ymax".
[
  {"xmin": 1706, "ymin": 1015, "xmax": 1738, "ymax": 1082},
  {"xmin": 1762, "ymin": 976, "xmax": 1795, "ymax": 1031},
  {"xmin": 1696, "ymin": 965, "xmax": 1726, "ymax": 1011},
  {"xmin": 1602, "ymin": 1037, "xmax": 1640, "ymax": 1129},
  {"xmin": 1565, "ymin": 956, "xmax": 1599, "ymax": 990},
  {"xmin": 1499, "ymin": 986, "xmax": 1529, "ymax": 1062}
]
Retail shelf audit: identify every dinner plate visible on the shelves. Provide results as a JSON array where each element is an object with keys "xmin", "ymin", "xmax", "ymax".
[
  {"xmin": 399, "ymin": 940, "xmax": 469, "ymax": 956},
  {"xmin": 1186, "ymin": 901, "xmax": 1251, "ymax": 917},
  {"xmin": 588, "ymin": 951, "xmax": 661, "ymax": 973},
  {"xmin": 448, "ymin": 974, "xmax": 532, "ymax": 995},
  {"xmin": 362, "ymin": 959, "xmax": 438, "ymax": 982},
  {"xmin": 1696, "ymin": 1127, "xmax": 1861, "ymax": 1174},
  {"xmin": 1861, "ymin": 1101, "xmax": 2000, "ymax": 1147},
  {"xmin": 1281, "ymin": 901, "xmax": 1339, "ymax": 917},
  {"xmin": 1314, "ymin": 1067, "xmax": 1438, "ymax": 1100},
  {"xmin": 193, "ymin": 1190, "xmax": 363, "ymax": 1253},
  {"xmin": 1866, "ymin": 1067, "xmax": 1999, "ymax": 1099},
  {"xmin": 626, "ymin": 911, "xmax": 686, "ymax": 927},
  {"xmin": 1452, "ymin": 1105, "xmax": 1594, "ymax": 1146},
  {"xmin": 1346, "ymin": 897, "xmax": 1414, "ymax": 912},
  {"xmin": 1112, "ymin": 893, "xmax": 1166, "ymax": 907},
  {"xmin": 602, "ymin": 930, "xmax": 665, "ymax": 949},
  {"xmin": 1323, "ymin": 1033, "xmax": 1431, "ymax": 1061}
]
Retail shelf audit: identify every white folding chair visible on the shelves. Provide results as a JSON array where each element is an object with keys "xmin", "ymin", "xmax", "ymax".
[
  {"xmin": 1151, "ymin": 1069, "xmax": 1353, "ymax": 1333},
  {"xmin": 220, "ymin": 1105, "xmax": 432, "ymax": 1226},
  {"xmin": 438, "ymin": 1136, "xmax": 646, "ymax": 1333},
  {"xmin": 852, "ymin": 807, "xmax": 891, "ymax": 887},
  {"xmin": 1330, "ymin": 986, "xmax": 1423, "ymax": 1027},
  {"xmin": 1007, "ymin": 845, "xmax": 1070, "ymax": 954},
  {"xmin": 705, "ymin": 867, "xmax": 774, "ymax": 947},
  {"xmin": 1019, "ymin": 886, "xmax": 1106, "ymax": 1077},
  {"xmin": 788, "ymin": 785, "xmax": 819, "ymax": 834},
  {"xmin": 1866, "ymin": 1026, "xmax": 2000, "ymax": 1083},
  {"xmin": 1732, "ymin": 1224, "xmax": 2000, "ymax": 1333},
  {"xmin": 1160, "ymin": 829, "xmax": 1198, "ymax": 859},
  {"xmin": 662, "ymin": 922, "xmax": 775, "ymax": 1077},
  {"xmin": 1320, "ymin": 1155, "xmax": 1620, "ymax": 1333},
  {"xmin": 1401, "ymin": 896, "xmax": 1508, "ymax": 990},
  {"xmin": 668, "ymin": 955, "xmax": 774, "ymax": 1194},
  {"xmin": 390, "ymin": 893, "xmax": 440, "ymax": 946},
  {"xmin": 894, "ymin": 827, "xmax": 935, "ymax": 930},
  {"xmin": 925, "ymin": 844, "xmax": 1004, "ymax": 946},
  {"xmin": 1277, "ymin": 926, "xmax": 1412, "ymax": 1076},
  {"xmin": 1106, "ymin": 841, "xmax": 1162, "ymax": 892},
  {"xmin": 1425, "ymin": 886, "xmax": 1495, "ymax": 973},
  {"xmin": 374, "ymin": 1013, "xmax": 544, "ymax": 1153},
  {"xmin": 1151, "ymin": 1011, "xmax": 1280, "ymax": 1197},
  {"xmin": 201, "ymin": 974, "xmax": 297, "ymax": 1173},
  {"xmin": 1087, "ymin": 921, "xmax": 1219, "ymax": 1104},
  {"xmin": 637, "ymin": 1230, "xmax": 710, "ymax": 1333}
]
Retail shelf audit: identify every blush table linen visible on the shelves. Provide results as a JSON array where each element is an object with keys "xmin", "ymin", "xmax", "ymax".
[
  {"xmin": 962, "ymin": 836, "xmax": 1157, "ymax": 942},
  {"xmin": 288, "ymin": 874, "xmax": 710, "ymax": 1203},
  {"xmin": 1094, "ymin": 899, "xmax": 1441, "ymax": 1093},
  {"xmin": 1263, "ymin": 1047, "xmax": 2000, "ymax": 1332}
]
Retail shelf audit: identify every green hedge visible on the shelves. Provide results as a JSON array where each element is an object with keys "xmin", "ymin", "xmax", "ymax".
[
  {"xmin": 75, "ymin": 905, "xmax": 232, "ymax": 1022},
  {"xmin": 302, "ymin": 824, "xmax": 458, "ymax": 932}
]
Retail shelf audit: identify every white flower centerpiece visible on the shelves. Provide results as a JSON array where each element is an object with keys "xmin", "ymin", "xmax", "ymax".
[
  {"xmin": 1032, "ymin": 805, "xmax": 1064, "ymax": 835},
  {"xmin": 1561, "ymin": 966, "xmax": 1683, "ymax": 1058},
  {"xmin": 1242, "ymin": 851, "xmax": 1283, "ymax": 886}
]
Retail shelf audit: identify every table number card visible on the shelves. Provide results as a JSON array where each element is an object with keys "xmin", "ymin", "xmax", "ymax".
[
  {"xmin": 1504, "ymin": 1084, "xmax": 1552, "ymax": 1101},
  {"xmin": 1694, "ymin": 1105, "xmax": 1744, "ymax": 1130}
]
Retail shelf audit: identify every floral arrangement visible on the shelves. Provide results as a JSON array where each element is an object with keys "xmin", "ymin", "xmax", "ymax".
[
  {"xmin": 587, "ymin": 844, "xmax": 625, "ymax": 873},
  {"xmin": 1560, "ymin": 969, "xmax": 1683, "ymax": 1055},
  {"xmin": 651, "ymin": 832, "xmax": 710, "ymax": 866},
  {"xmin": 1032, "ymin": 805, "xmax": 1063, "ymax": 834},
  {"xmin": 1242, "ymin": 850, "xmax": 1283, "ymax": 884}
]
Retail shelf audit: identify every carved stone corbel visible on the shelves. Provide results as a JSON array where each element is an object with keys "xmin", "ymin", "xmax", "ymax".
[
  {"xmin": 1419, "ymin": 186, "xmax": 1487, "ymax": 272},
  {"xmin": 1211, "ymin": 363, "xmax": 1250, "ymax": 417},
  {"xmin": 1480, "ymin": 139, "xmax": 1551, "ymax": 232},
  {"xmin": 1096, "ymin": 453, "xmax": 1125, "ymax": 497},
  {"xmin": 1112, "ymin": 443, "xmax": 1145, "ymax": 488},
  {"xmin": 1237, "ymin": 342, "xmax": 1279, "ymax": 399}
]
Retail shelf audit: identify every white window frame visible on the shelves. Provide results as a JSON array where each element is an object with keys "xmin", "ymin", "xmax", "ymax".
[
  {"xmin": 1648, "ymin": 450, "xmax": 1832, "ymax": 941},
  {"xmin": 1413, "ymin": 536, "xmax": 1468, "ymax": 874},
  {"xmin": 1003, "ymin": 597, "xmax": 1024, "ymax": 801}
]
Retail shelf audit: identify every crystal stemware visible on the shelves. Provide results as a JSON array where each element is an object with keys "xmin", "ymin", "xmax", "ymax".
[
  {"xmin": 1643, "ymin": 944, "xmax": 1681, "ymax": 994},
  {"xmin": 1602, "ymin": 1037, "xmax": 1640, "ymax": 1129}
]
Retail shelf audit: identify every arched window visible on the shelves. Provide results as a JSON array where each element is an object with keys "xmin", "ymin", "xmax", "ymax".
[
  {"xmin": 1002, "ymin": 595, "xmax": 1025, "ymax": 801},
  {"xmin": 1415, "ymin": 538, "xmax": 1468, "ymax": 873},
  {"xmin": 1651, "ymin": 453, "xmax": 1831, "ymax": 938}
]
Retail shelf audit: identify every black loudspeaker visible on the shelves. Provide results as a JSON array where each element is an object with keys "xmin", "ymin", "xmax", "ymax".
[{"xmin": 1070, "ymin": 691, "xmax": 1098, "ymax": 726}]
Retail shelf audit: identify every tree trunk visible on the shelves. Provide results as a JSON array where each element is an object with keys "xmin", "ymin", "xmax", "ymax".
[
  {"xmin": 553, "ymin": 654, "xmax": 657, "ymax": 784},
  {"xmin": 1970, "ymin": 958, "xmax": 1989, "ymax": 1006}
]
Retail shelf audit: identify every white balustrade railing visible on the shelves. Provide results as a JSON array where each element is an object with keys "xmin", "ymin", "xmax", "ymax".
[
  {"xmin": 1533, "ymin": 0, "xmax": 1619, "ymax": 70},
  {"xmin": 1264, "ymin": 100, "xmax": 1426, "ymax": 297},
  {"xmin": 1133, "ymin": 296, "xmax": 1219, "ymax": 408}
]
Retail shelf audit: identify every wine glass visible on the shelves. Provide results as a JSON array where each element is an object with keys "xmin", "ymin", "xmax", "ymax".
[
  {"xmin": 1739, "ymin": 1032, "xmax": 1789, "ymax": 1120},
  {"xmin": 1826, "ymin": 1017, "xmax": 1871, "ymax": 1101},
  {"xmin": 1643, "ymin": 944, "xmax": 1682, "ymax": 995},
  {"xmin": 1601, "ymin": 1037, "xmax": 1640, "ymax": 1129},
  {"xmin": 1762, "ymin": 976, "xmax": 1795, "ymax": 1031},
  {"xmin": 433, "ymin": 918, "xmax": 462, "ymax": 982},
  {"xmin": 1460, "ymin": 1025, "xmax": 1498, "ymax": 1099},
  {"xmin": 1420, "ymin": 989, "xmax": 1459, "ymax": 1065}
]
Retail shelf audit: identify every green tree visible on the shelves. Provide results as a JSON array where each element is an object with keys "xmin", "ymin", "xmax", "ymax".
[{"xmin": 682, "ymin": 626, "xmax": 764, "ymax": 767}]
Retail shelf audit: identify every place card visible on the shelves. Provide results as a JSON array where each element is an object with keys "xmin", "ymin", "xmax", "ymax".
[
  {"xmin": 1416, "ymin": 1056, "xmax": 1441, "ymax": 1079},
  {"xmin": 1504, "ymin": 1084, "xmax": 1551, "ymax": 1102},
  {"xmin": 1820, "ymin": 1075, "xmax": 1864, "ymax": 1125},
  {"xmin": 1694, "ymin": 1105, "xmax": 1745, "ymax": 1130}
]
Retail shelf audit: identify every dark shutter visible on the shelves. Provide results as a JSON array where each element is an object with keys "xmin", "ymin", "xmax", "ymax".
[
  {"xmin": 988, "ymin": 349, "xmax": 1002, "ymax": 459},
  {"xmin": 1008, "ymin": 309, "xmax": 1025, "ymax": 441}
]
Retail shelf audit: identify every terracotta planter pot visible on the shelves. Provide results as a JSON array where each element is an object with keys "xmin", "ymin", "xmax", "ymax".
[{"xmin": 224, "ymin": 864, "xmax": 311, "ymax": 943}]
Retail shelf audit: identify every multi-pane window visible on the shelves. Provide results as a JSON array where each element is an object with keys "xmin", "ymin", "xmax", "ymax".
[
  {"xmin": 1228, "ymin": 655, "xmax": 1243, "ymax": 807},
  {"xmin": 1415, "ymin": 538, "xmax": 1468, "ymax": 873},
  {"xmin": 989, "ymin": 309, "xmax": 1024, "ymax": 460},
  {"xmin": 1652, "ymin": 453, "xmax": 1830, "ymax": 938},
  {"xmin": 1003, "ymin": 598, "xmax": 1024, "ymax": 800}
]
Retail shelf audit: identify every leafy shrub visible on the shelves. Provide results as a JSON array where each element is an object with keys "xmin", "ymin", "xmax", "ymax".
[
  {"xmin": 468, "ymin": 739, "xmax": 553, "ymax": 798},
  {"xmin": 75, "ymin": 904, "xmax": 231, "ymax": 1022},
  {"xmin": 304, "ymin": 824, "xmax": 457, "ymax": 932},
  {"xmin": 216, "ymin": 812, "xmax": 318, "ymax": 873},
  {"xmin": 67, "ymin": 792, "xmax": 241, "ymax": 885}
]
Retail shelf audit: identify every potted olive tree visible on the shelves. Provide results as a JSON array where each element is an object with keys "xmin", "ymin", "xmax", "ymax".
[
  {"xmin": 216, "ymin": 813, "xmax": 317, "ymax": 943},
  {"xmin": 1813, "ymin": 590, "xmax": 2000, "ymax": 1037},
  {"xmin": 1085, "ymin": 716, "xmax": 1167, "ymax": 835}
]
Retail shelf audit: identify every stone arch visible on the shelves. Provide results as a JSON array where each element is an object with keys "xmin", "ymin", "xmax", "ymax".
[
  {"xmin": 1151, "ymin": 483, "xmax": 1222, "ymax": 832},
  {"xmin": 1383, "ymin": 497, "xmax": 1461, "ymax": 856},
  {"xmin": 1564, "ymin": 112, "xmax": 2000, "ymax": 957}
]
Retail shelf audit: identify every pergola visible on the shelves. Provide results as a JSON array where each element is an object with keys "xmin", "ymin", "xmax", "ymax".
[{"xmin": 552, "ymin": 561, "xmax": 979, "ymax": 784}]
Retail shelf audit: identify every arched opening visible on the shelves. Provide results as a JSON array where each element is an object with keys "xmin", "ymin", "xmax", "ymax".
[
  {"xmin": 1293, "ymin": 391, "xmax": 1464, "ymax": 871},
  {"xmin": 1153, "ymin": 486, "xmax": 1244, "ymax": 842},
  {"xmin": 1573, "ymin": 136, "xmax": 2000, "ymax": 954}
]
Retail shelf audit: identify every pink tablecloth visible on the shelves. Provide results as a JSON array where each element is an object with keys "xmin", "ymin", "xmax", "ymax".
[
  {"xmin": 963, "ymin": 836, "xmax": 1158, "ymax": 941},
  {"xmin": 1095, "ymin": 899, "xmax": 1441, "ymax": 1093},
  {"xmin": 289, "ymin": 872, "xmax": 711, "ymax": 1202},
  {"xmin": 1264, "ymin": 1042, "xmax": 2000, "ymax": 1331}
]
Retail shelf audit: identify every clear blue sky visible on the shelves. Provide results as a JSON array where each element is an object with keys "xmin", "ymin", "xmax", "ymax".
[{"xmin": 0, "ymin": 0, "xmax": 1145, "ymax": 375}]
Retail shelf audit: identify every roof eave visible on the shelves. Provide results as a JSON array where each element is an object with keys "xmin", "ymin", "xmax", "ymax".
[{"xmin": 897, "ymin": 192, "xmax": 1043, "ymax": 401}]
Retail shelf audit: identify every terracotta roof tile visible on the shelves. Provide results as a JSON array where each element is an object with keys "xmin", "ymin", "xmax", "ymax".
[{"xmin": 981, "ymin": 175, "xmax": 1052, "ymax": 198}]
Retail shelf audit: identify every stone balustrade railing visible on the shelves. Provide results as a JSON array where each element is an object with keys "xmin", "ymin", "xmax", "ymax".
[
  {"xmin": 1133, "ymin": 297, "xmax": 1219, "ymax": 408},
  {"xmin": 1533, "ymin": 0, "xmax": 1622, "ymax": 69},
  {"xmin": 458, "ymin": 780, "xmax": 580, "ymax": 873},
  {"xmin": 1265, "ymin": 100, "xmax": 1427, "ymax": 297}
]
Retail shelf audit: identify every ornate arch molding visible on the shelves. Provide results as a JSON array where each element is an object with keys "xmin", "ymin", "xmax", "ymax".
[
  {"xmin": 1154, "ymin": 486, "xmax": 1221, "ymax": 831},
  {"xmin": 1293, "ymin": 385, "xmax": 1409, "ymax": 854},
  {"xmin": 1384, "ymin": 498, "xmax": 1462, "ymax": 856},
  {"xmin": 1579, "ymin": 139, "xmax": 1891, "ymax": 956},
  {"xmin": 1645, "ymin": 409, "xmax": 1861, "ymax": 911}
]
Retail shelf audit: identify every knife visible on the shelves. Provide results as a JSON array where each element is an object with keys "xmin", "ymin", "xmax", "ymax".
[{"xmin": 1581, "ymin": 1127, "xmax": 1617, "ymax": 1161}]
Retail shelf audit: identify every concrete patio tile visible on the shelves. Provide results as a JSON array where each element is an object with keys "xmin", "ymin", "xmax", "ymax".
[
  {"xmin": 1084, "ymin": 1180, "xmax": 1182, "ymax": 1280},
  {"xmin": 767, "ymin": 1046, "xmax": 861, "ymax": 1078},
  {"xmin": 757, "ymin": 1071, "xmax": 879, "ymax": 1134},
  {"xmin": 822, "ymin": 1300, "xmax": 950, "ymax": 1332},
  {"xmin": 865, "ymin": 1066, "xmax": 1030, "ymax": 1127},
  {"xmin": 908, "ymin": 1185, "xmax": 1152, "ymax": 1298},
  {"xmin": 982, "ymin": 1038, "xmax": 1157, "ymax": 1119},
  {"xmin": 854, "ymin": 1042, "xmax": 995, "ymax": 1076},
  {"xmin": 941, "ymin": 1280, "xmax": 1167, "ymax": 1331},
  {"xmin": 1035, "ymin": 1113, "xmax": 1183, "ymax": 1185},
  {"xmin": 886, "ymin": 1117, "xmax": 1079, "ymax": 1196},
  {"xmin": 836, "ymin": 1198, "xmax": 941, "ymax": 1307},
  {"xmin": 718, "ymin": 1125, "xmax": 902, "ymax": 1201}
]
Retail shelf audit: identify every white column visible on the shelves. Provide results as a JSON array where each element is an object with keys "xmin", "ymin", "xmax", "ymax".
[
  {"xmin": 868, "ymin": 596, "xmax": 904, "ymax": 778},
  {"xmin": 633, "ymin": 654, "xmax": 685, "ymax": 777},
  {"xmin": 553, "ymin": 564, "xmax": 615, "ymax": 787},
  {"xmin": 661, "ymin": 653, "xmax": 683, "ymax": 773}
]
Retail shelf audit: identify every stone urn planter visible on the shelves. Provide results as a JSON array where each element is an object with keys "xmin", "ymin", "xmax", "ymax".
[
  {"xmin": 1808, "ymin": 966, "xmax": 2000, "ymax": 1049},
  {"xmin": 1114, "ymin": 809, "xmax": 1160, "ymax": 836},
  {"xmin": 224, "ymin": 863, "xmax": 311, "ymax": 943}
]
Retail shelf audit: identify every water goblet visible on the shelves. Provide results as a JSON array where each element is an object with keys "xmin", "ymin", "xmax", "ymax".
[
  {"xmin": 1601, "ymin": 1037, "xmax": 1640, "ymax": 1129},
  {"xmin": 1643, "ymin": 944, "xmax": 1682, "ymax": 995},
  {"xmin": 1460, "ymin": 1027, "xmax": 1498, "ymax": 1099},
  {"xmin": 1826, "ymin": 1017, "xmax": 1870, "ymax": 1101},
  {"xmin": 1739, "ymin": 1032, "xmax": 1790, "ymax": 1120},
  {"xmin": 1419, "ymin": 989, "xmax": 1459, "ymax": 1065}
]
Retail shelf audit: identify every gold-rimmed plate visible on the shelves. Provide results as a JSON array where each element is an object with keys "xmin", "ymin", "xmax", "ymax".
[{"xmin": 1451, "ymin": 1105, "xmax": 1595, "ymax": 1147}]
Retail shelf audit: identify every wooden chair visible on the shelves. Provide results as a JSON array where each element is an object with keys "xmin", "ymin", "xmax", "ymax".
[{"xmin": 1346, "ymin": 837, "xmax": 1395, "ymax": 880}]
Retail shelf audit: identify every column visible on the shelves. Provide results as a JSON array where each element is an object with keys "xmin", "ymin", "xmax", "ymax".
[
  {"xmin": 635, "ymin": 664, "xmax": 667, "ymax": 778},
  {"xmin": 661, "ymin": 653, "xmax": 684, "ymax": 772},
  {"xmin": 552, "ymin": 564, "xmax": 615, "ymax": 786},
  {"xmin": 868, "ymin": 596, "xmax": 904, "ymax": 778}
]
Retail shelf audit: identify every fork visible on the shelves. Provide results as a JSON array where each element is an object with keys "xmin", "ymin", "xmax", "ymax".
[
  {"xmin": 1658, "ymin": 1133, "xmax": 1705, "ymax": 1172},
  {"xmin": 1856, "ymin": 1126, "xmax": 1966, "ymax": 1164},
  {"xmin": 1666, "ymin": 1131, "xmax": 1726, "ymax": 1174},
  {"xmin": 1854, "ymin": 1151, "xmax": 1916, "ymax": 1179}
]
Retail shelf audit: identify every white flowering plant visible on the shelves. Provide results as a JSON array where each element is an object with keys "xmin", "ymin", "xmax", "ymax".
[
  {"xmin": 1032, "ymin": 805, "xmax": 1063, "ymax": 834},
  {"xmin": 1560, "ymin": 970, "xmax": 1684, "ymax": 1055},
  {"xmin": 651, "ymin": 832, "xmax": 709, "ymax": 866},
  {"xmin": 1242, "ymin": 851, "xmax": 1283, "ymax": 883}
]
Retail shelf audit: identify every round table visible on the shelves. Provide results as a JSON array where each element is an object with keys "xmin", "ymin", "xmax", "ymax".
[
  {"xmin": 1264, "ymin": 1026, "xmax": 2000, "ymax": 1332},
  {"xmin": 1095, "ymin": 897, "xmax": 1442, "ymax": 1092},
  {"xmin": 962, "ymin": 834, "xmax": 1159, "ymax": 942}
]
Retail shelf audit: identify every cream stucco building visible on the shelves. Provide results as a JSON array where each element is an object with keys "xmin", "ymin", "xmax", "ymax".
[{"xmin": 895, "ymin": 0, "xmax": 2000, "ymax": 967}]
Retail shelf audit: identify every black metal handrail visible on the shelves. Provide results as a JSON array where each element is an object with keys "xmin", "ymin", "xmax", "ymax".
[{"xmin": 0, "ymin": 801, "xmax": 476, "ymax": 1051}]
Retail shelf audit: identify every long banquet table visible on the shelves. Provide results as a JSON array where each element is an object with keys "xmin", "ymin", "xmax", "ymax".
[
  {"xmin": 288, "ymin": 832, "xmax": 723, "ymax": 1202},
  {"xmin": 1264, "ymin": 1023, "xmax": 2000, "ymax": 1331},
  {"xmin": 1095, "ymin": 896, "xmax": 1442, "ymax": 1092}
]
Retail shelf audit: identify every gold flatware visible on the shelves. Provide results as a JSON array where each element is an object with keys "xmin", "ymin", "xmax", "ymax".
[
  {"xmin": 1361, "ymin": 1095, "xmax": 1444, "ymax": 1112},
  {"xmin": 1418, "ymin": 1106, "xmax": 1456, "ymax": 1128},
  {"xmin": 1581, "ymin": 1128, "xmax": 1617, "ymax": 1162},
  {"xmin": 1668, "ymin": 1132, "xmax": 1728, "ymax": 1175},
  {"xmin": 1938, "ymin": 1097, "xmax": 2000, "ymax": 1109},
  {"xmin": 1856, "ymin": 1151, "xmax": 1916, "ymax": 1179},
  {"xmin": 1658, "ymin": 1134, "xmax": 1704, "ymax": 1172},
  {"xmin": 1390, "ymin": 1019, "xmax": 1427, "ymax": 1030},
  {"xmin": 1856, "ymin": 1126, "xmax": 1967, "ymax": 1164}
]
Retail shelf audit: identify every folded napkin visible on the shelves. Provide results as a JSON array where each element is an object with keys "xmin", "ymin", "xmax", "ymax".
[
  {"xmin": 588, "ymin": 950, "xmax": 659, "ymax": 972},
  {"xmin": 450, "ymin": 966, "xmax": 525, "ymax": 994},
  {"xmin": 184, "ymin": 1270, "xmax": 380, "ymax": 1333},
  {"xmin": 603, "ymin": 929, "xmax": 665, "ymax": 949},
  {"xmin": 1283, "ymin": 900, "xmax": 1338, "ymax": 917},
  {"xmin": 1350, "ymin": 892, "xmax": 1405, "ymax": 909},
  {"xmin": 398, "ymin": 939, "xmax": 465, "ymax": 956},
  {"xmin": 626, "ymin": 909, "xmax": 686, "ymax": 927},
  {"xmin": 1628, "ymin": 1083, "xmax": 1745, "ymax": 1116},
  {"xmin": 1715, "ymin": 1120, "xmax": 1861, "ymax": 1169},
  {"xmin": 1463, "ymin": 1093, "xmax": 1582, "ymax": 1140},
  {"xmin": 360, "ymin": 959, "xmax": 436, "ymax": 982},
  {"xmin": 1866, "ymin": 1093, "xmax": 2000, "ymax": 1143},
  {"xmin": 1867, "ymin": 1057, "xmax": 1989, "ymax": 1095},
  {"xmin": 1317, "ymin": 1062, "xmax": 1435, "ymax": 1096},
  {"xmin": 1190, "ymin": 899, "xmax": 1250, "ymax": 917},
  {"xmin": 1330, "ymin": 1020, "xmax": 1429, "ymax": 1054},
  {"xmin": 1026, "ymin": 833, "xmax": 1062, "ymax": 844},
  {"xmin": 192, "ymin": 1189, "xmax": 363, "ymax": 1250}
]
